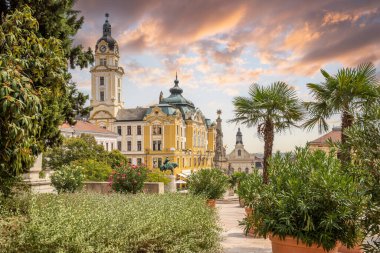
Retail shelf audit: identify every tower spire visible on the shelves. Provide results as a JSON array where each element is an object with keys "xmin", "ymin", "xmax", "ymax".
[{"xmin": 103, "ymin": 13, "xmax": 111, "ymax": 36}]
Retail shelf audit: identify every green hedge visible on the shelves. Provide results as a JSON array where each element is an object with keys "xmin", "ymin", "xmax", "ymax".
[{"xmin": 2, "ymin": 193, "xmax": 221, "ymax": 253}]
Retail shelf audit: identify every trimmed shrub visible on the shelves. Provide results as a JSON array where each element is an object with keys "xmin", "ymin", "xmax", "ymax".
[
  {"xmin": 187, "ymin": 168, "xmax": 228, "ymax": 200},
  {"xmin": 146, "ymin": 169, "xmax": 171, "ymax": 185},
  {"xmin": 2, "ymin": 193, "xmax": 221, "ymax": 252},
  {"xmin": 109, "ymin": 164, "xmax": 147, "ymax": 194},
  {"xmin": 51, "ymin": 165, "xmax": 84, "ymax": 193},
  {"xmin": 72, "ymin": 159, "xmax": 112, "ymax": 181}
]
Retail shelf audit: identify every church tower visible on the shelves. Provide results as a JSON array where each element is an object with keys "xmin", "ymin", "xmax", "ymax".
[{"xmin": 89, "ymin": 13, "xmax": 125, "ymax": 128}]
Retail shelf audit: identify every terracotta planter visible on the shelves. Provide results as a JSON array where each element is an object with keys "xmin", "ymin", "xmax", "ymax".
[
  {"xmin": 244, "ymin": 207, "xmax": 255, "ymax": 237},
  {"xmin": 338, "ymin": 245, "xmax": 362, "ymax": 253},
  {"xmin": 207, "ymin": 199, "xmax": 216, "ymax": 208},
  {"xmin": 269, "ymin": 235, "xmax": 339, "ymax": 253}
]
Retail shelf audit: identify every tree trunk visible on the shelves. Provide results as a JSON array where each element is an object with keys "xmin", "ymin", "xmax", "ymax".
[
  {"xmin": 263, "ymin": 120, "xmax": 274, "ymax": 184},
  {"xmin": 338, "ymin": 109, "xmax": 354, "ymax": 165}
]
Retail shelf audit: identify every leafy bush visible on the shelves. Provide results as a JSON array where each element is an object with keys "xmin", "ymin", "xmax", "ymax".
[
  {"xmin": 246, "ymin": 148, "xmax": 366, "ymax": 251},
  {"xmin": 228, "ymin": 171, "xmax": 247, "ymax": 189},
  {"xmin": 51, "ymin": 165, "xmax": 84, "ymax": 193},
  {"xmin": 236, "ymin": 169, "xmax": 262, "ymax": 208},
  {"xmin": 107, "ymin": 150, "xmax": 128, "ymax": 169},
  {"xmin": 109, "ymin": 164, "xmax": 147, "ymax": 194},
  {"xmin": 146, "ymin": 169, "xmax": 171, "ymax": 185},
  {"xmin": 72, "ymin": 159, "xmax": 112, "ymax": 181},
  {"xmin": 2, "ymin": 193, "xmax": 221, "ymax": 252},
  {"xmin": 187, "ymin": 168, "xmax": 228, "ymax": 200}
]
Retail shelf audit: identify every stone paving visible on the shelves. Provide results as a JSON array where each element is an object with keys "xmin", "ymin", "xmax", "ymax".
[{"xmin": 217, "ymin": 198, "xmax": 272, "ymax": 253}]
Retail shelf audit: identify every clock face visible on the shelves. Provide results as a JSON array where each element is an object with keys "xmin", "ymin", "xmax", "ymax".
[{"xmin": 100, "ymin": 45, "xmax": 107, "ymax": 53}]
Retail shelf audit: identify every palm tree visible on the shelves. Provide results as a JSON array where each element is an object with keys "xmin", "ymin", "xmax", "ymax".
[
  {"xmin": 303, "ymin": 62, "xmax": 379, "ymax": 164},
  {"xmin": 229, "ymin": 82, "xmax": 303, "ymax": 183}
]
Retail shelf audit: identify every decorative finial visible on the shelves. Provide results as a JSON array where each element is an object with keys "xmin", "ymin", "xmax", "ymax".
[
  {"xmin": 105, "ymin": 13, "xmax": 109, "ymax": 20},
  {"xmin": 217, "ymin": 109, "xmax": 222, "ymax": 115},
  {"xmin": 174, "ymin": 72, "xmax": 179, "ymax": 86}
]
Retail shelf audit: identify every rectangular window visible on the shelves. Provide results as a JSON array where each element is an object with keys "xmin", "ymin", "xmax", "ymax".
[
  {"xmin": 128, "ymin": 158, "xmax": 132, "ymax": 164},
  {"xmin": 137, "ymin": 158, "xmax": 142, "ymax": 165},
  {"xmin": 117, "ymin": 141, "xmax": 122, "ymax": 151},
  {"xmin": 137, "ymin": 125, "xmax": 142, "ymax": 135},
  {"xmin": 157, "ymin": 140, "xmax": 162, "ymax": 151},
  {"xmin": 111, "ymin": 143, "xmax": 114, "ymax": 150},
  {"xmin": 100, "ymin": 91, "xmax": 105, "ymax": 101},
  {"xmin": 100, "ymin": 76, "xmax": 105, "ymax": 85},
  {"xmin": 127, "ymin": 126, "xmax": 131, "ymax": 135},
  {"xmin": 115, "ymin": 60, "xmax": 118, "ymax": 67},
  {"xmin": 158, "ymin": 158, "xmax": 162, "ymax": 168},
  {"xmin": 127, "ymin": 141, "xmax": 131, "ymax": 151},
  {"xmin": 137, "ymin": 141, "xmax": 142, "ymax": 151},
  {"xmin": 153, "ymin": 141, "xmax": 157, "ymax": 151},
  {"xmin": 118, "ymin": 78, "xmax": 121, "ymax": 87},
  {"xmin": 100, "ymin": 58, "xmax": 106, "ymax": 66},
  {"xmin": 153, "ymin": 158, "xmax": 157, "ymax": 168},
  {"xmin": 117, "ymin": 126, "xmax": 122, "ymax": 135},
  {"xmin": 106, "ymin": 143, "xmax": 109, "ymax": 151},
  {"xmin": 118, "ymin": 92, "xmax": 121, "ymax": 103}
]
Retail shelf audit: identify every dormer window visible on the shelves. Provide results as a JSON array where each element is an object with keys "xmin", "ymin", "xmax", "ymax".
[
  {"xmin": 100, "ymin": 76, "xmax": 105, "ymax": 86},
  {"xmin": 100, "ymin": 58, "xmax": 106, "ymax": 66}
]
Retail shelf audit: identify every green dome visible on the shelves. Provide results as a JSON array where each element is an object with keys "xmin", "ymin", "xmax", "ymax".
[{"xmin": 160, "ymin": 74, "xmax": 195, "ymax": 108}]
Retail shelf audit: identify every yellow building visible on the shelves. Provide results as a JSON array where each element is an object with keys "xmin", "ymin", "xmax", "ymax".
[{"xmin": 89, "ymin": 14, "xmax": 216, "ymax": 175}]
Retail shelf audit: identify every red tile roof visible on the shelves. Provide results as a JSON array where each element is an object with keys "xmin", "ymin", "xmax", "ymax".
[
  {"xmin": 60, "ymin": 120, "xmax": 118, "ymax": 136},
  {"xmin": 309, "ymin": 128, "xmax": 341, "ymax": 145}
]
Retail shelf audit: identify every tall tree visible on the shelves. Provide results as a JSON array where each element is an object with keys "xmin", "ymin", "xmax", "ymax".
[
  {"xmin": 229, "ymin": 82, "xmax": 303, "ymax": 183},
  {"xmin": 1, "ymin": 0, "xmax": 93, "ymax": 126},
  {"xmin": 0, "ymin": 7, "xmax": 67, "ymax": 196},
  {"xmin": 303, "ymin": 62, "xmax": 379, "ymax": 164}
]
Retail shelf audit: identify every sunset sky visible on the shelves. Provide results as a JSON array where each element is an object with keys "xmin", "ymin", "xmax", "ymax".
[{"xmin": 71, "ymin": 0, "xmax": 380, "ymax": 154}]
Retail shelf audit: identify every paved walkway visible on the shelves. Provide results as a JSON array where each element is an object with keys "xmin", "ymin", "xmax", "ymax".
[{"xmin": 217, "ymin": 198, "xmax": 272, "ymax": 253}]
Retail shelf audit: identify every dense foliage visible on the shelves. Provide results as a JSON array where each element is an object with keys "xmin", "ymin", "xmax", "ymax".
[
  {"xmin": 50, "ymin": 165, "xmax": 84, "ymax": 193},
  {"xmin": 146, "ymin": 169, "xmax": 171, "ymax": 185},
  {"xmin": 343, "ymin": 105, "xmax": 380, "ymax": 253},
  {"xmin": 0, "ymin": 7, "xmax": 67, "ymax": 196},
  {"xmin": 187, "ymin": 168, "xmax": 228, "ymax": 200},
  {"xmin": 246, "ymin": 148, "xmax": 366, "ymax": 251},
  {"xmin": 228, "ymin": 171, "xmax": 247, "ymax": 189},
  {"xmin": 236, "ymin": 170, "xmax": 263, "ymax": 208},
  {"xmin": 110, "ymin": 164, "xmax": 148, "ymax": 194},
  {"xmin": 0, "ymin": 193, "xmax": 221, "ymax": 253},
  {"xmin": 230, "ymin": 82, "xmax": 303, "ymax": 183},
  {"xmin": 43, "ymin": 134, "xmax": 126, "ymax": 170},
  {"xmin": 72, "ymin": 159, "xmax": 112, "ymax": 182}
]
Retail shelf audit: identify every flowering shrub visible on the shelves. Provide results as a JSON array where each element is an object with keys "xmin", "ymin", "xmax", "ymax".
[
  {"xmin": 51, "ymin": 165, "xmax": 84, "ymax": 193},
  {"xmin": 109, "ymin": 163, "xmax": 147, "ymax": 194}
]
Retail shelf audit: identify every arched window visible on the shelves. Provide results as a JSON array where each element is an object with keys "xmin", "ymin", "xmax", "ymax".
[
  {"xmin": 238, "ymin": 150, "xmax": 241, "ymax": 156},
  {"xmin": 152, "ymin": 125, "xmax": 162, "ymax": 135}
]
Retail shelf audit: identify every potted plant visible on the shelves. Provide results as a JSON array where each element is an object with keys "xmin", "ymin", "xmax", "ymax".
[
  {"xmin": 237, "ymin": 169, "xmax": 263, "ymax": 236},
  {"xmin": 244, "ymin": 148, "xmax": 366, "ymax": 253},
  {"xmin": 228, "ymin": 171, "xmax": 246, "ymax": 197},
  {"xmin": 187, "ymin": 168, "xmax": 228, "ymax": 207}
]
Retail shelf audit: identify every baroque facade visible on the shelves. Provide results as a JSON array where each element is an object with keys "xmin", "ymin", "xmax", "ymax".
[
  {"xmin": 88, "ymin": 15, "xmax": 216, "ymax": 175},
  {"xmin": 226, "ymin": 128, "xmax": 262, "ymax": 174}
]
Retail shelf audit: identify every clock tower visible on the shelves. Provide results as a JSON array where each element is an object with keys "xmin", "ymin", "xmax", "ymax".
[{"xmin": 89, "ymin": 13, "xmax": 124, "ymax": 128}]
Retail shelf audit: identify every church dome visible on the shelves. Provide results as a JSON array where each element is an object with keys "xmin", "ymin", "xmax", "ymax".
[
  {"xmin": 95, "ymin": 13, "xmax": 119, "ymax": 53},
  {"xmin": 160, "ymin": 74, "xmax": 195, "ymax": 108}
]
